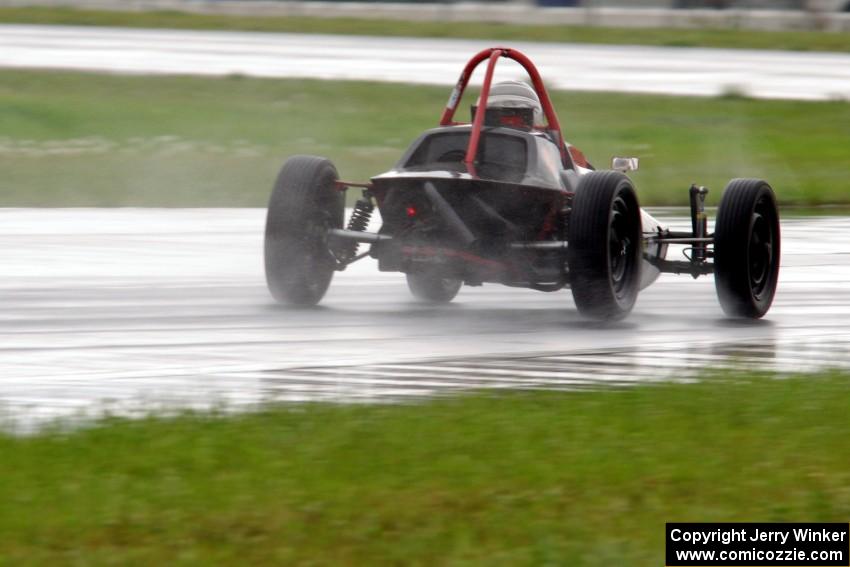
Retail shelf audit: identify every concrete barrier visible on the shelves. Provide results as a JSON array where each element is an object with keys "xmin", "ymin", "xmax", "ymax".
[{"xmin": 2, "ymin": 0, "xmax": 849, "ymax": 32}]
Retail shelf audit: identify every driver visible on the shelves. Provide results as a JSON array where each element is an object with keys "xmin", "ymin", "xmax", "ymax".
[{"xmin": 474, "ymin": 80, "xmax": 544, "ymax": 131}]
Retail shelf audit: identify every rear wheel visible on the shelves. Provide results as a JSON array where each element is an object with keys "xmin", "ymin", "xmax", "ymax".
[
  {"xmin": 714, "ymin": 178, "xmax": 780, "ymax": 318},
  {"xmin": 568, "ymin": 171, "xmax": 642, "ymax": 320},
  {"xmin": 406, "ymin": 269, "xmax": 462, "ymax": 303},
  {"xmin": 264, "ymin": 155, "xmax": 344, "ymax": 306}
]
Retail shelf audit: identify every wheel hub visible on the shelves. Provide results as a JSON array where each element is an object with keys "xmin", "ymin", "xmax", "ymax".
[
  {"xmin": 609, "ymin": 197, "xmax": 635, "ymax": 296},
  {"xmin": 748, "ymin": 208, "xmax": 774, "ymax": 299}
]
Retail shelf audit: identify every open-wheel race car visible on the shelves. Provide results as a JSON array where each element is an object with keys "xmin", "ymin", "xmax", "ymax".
[{"xmin": 264, "ymin": 47, "xmax": 780, "ymax": 320}]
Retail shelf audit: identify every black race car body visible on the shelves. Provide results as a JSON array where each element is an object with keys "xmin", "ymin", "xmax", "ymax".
[
  {"xmin": 368, "ymin": 124, "xmax": 665, "ymax": 292},
  {"xmin": 264, "ymin": 47, "xmax": 780, "ymax": 320}
]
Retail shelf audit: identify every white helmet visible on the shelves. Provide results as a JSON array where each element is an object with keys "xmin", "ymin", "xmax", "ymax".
[{"xmin": 476, "ymin": 80, "xmax": 544, "ymax": 129}]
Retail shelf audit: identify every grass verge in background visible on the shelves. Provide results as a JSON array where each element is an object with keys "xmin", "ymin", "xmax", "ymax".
[
  {"xmin": 1, "ymin": 372, "xmax": 849, "ymax": 564},
  {"xmin": 2, "ymin": 70, "xmax": 849, "ymax": 206},
  {"xmin": 2, "ymin": 6, "xmax": 850, "ymax": 52}
]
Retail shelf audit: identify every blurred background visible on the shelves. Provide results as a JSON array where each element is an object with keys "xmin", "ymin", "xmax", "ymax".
[
  {"xmin": 321, "ymin": 0, "xmax": 850, "ymax": 9},
  {"xmin": 1, "ymin": 1, "xmax": 850, "ymax": 564}
]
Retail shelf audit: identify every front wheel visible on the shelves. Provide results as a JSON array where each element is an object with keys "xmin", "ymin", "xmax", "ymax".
[
  {"xmin": 568, "ymin": 171, "xmax": 642, "ymax": 320},
  {"xmin": 714, "ymin": 178, "xmax": 780, "ymax": 318},
  {"xmin": 264, "ymin": 155, "xmax": 344, "ymax": 306}
]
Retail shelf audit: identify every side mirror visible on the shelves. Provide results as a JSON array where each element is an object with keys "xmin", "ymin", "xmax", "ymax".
[{"xmin": 612, "ymin": 157, "xmax": 639, "ymax": 173}]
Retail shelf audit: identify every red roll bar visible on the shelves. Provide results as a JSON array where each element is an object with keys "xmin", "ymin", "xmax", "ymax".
[{"xmin": 438, "ymin": 47, "xmax": 570, "ymax": 170}]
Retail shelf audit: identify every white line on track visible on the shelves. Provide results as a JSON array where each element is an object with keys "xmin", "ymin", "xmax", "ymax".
[{"xmin": 2, "ymin": 24, "xmax": 850, "ymax": 100}]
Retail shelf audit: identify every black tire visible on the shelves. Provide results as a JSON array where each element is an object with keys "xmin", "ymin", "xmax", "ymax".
[
  {"xmin": 568, "ymin": 171, "xmax": 642, "ymax": 320},
  {"xmin": 406, "ymin": 270, "xmax": 462, "ymax": 303},
  {"xmin": 264, "ymin": 155, "xmax": 344, "ymax": 306},
  {"xmin": 714, "ymin": 178, "xmax": 780, "ymax": 319}
]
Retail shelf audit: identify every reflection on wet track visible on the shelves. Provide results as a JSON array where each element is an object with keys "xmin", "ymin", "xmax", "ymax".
[{"xmin": 1, "ymin": 209, "xmax": 849, "ymax": 427}]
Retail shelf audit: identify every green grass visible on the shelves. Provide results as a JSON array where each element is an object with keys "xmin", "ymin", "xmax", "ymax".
[
  {"xmin": 2, "ymin": 373, "xmax": 849, "ymax": 565},
  {"xmin": 2, "ymin": 69, "xmax": 850, "ymax": 206},
  {"xmin": 3, "ymin": 6, "xmax": 850, "ymax": 52}
]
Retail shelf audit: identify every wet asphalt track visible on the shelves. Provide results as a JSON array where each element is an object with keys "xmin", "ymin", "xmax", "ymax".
[
  {"xmin": 2, "ymin": 24, "xmax": 850, "ymax": 100},
  {"xmin": 2, "ymin": 27, "xmax": 850, "ymax": 429},
  {"xmin": 2, "ymin": 209, "xmax": 849, "ymax": 426}
]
